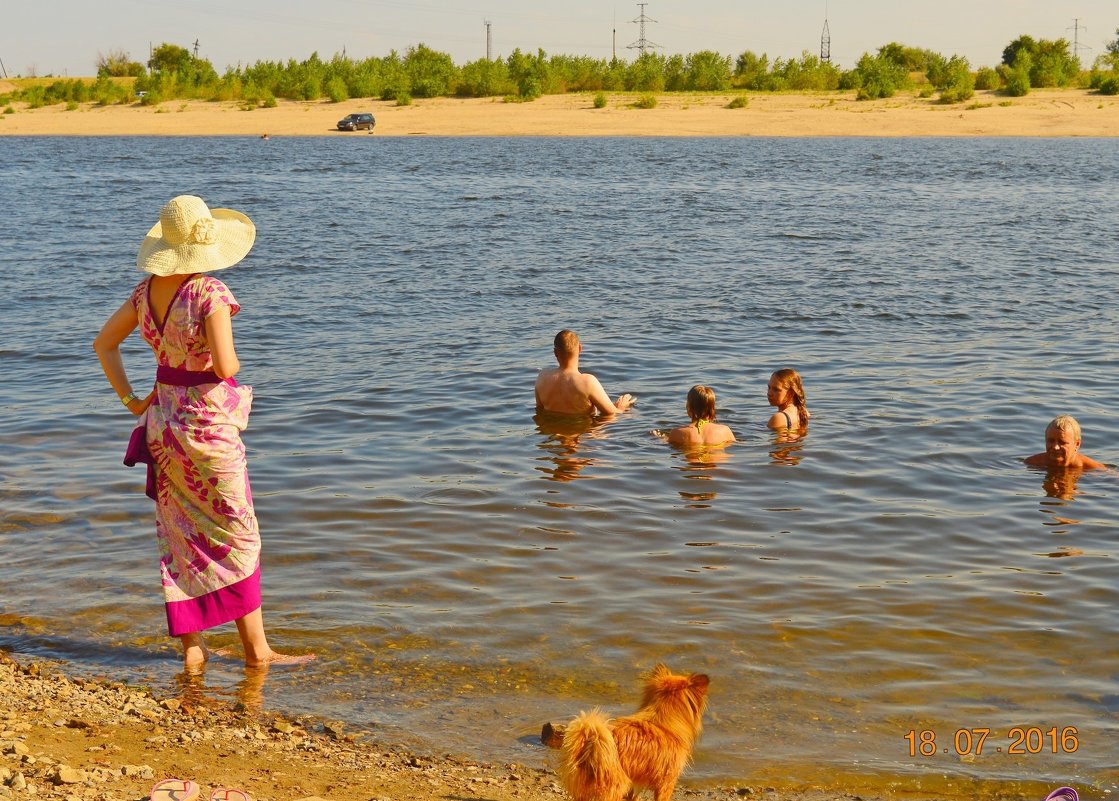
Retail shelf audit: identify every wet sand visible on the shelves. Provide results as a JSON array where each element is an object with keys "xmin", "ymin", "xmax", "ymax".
[
  {"xmin": 0, "ymin": 88, "xmax": 1117, "ymax": 137},
  {"xmin": 0, "ymin": 650, "xmax": 879, "ymax": 801}
]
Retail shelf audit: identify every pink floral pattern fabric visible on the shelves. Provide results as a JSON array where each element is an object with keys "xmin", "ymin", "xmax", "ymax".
[{"xmin": 130, "ymin": 275, "xmax": 261, "ymax": 636}]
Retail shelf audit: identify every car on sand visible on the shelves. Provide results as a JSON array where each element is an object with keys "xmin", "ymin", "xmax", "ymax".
[{"xmin": 337, "ymin": 113, "xmax": 376, "ymax": 132}]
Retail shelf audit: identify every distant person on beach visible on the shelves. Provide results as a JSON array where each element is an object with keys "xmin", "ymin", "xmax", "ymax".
[
  {"xmin": 535, "ymin": 329, "xmax": 635, "ymax": 416},
  {"xmin": 767, "ymin": 368, "xmax": 810, "ymax": 430},
  {"xmin": 1025, "ymin": 415, "xmax": 1106, "ymax": 470},
  {"xmin": 652, "ymin": 385, "xmax": 736, "ymax": 447},
  {"xmin": 93, "ymin": 195, "xmax": 314, "ymax": 671}
]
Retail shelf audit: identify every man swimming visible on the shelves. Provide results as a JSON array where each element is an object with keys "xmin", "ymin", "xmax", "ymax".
[
  {"xmin": 1025, "ymin": 415, "xmax": 1106, "ymax": 470},
  {"xmin": 535, "ymin": 329, "xmax": 635, "ymax": 416}
]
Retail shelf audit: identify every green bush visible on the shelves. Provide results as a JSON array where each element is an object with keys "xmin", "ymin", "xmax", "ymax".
[
  {"xmin": 632, "ymin": 93, "xmax": 657, "ymax": 108},
  {"xmin": 3, "ymin": 105, "xmax": 13, "ymax": 114},
  {"xmin": 936, "ymin": 55, "xmax": 974, "ymax": 103},
  {"xmin": 325, "ymin": 76, "xmax": 348, "ymax": 102},
  {"xmin": 917, "ymin": 84, "xmax": 934, "ymax": 98},
  {"xmin": 852, "ymin": 52, "xmax": 909, "ymax": 99},
  {"xmin": 140, "ymin": 91, "xmax": 162, "ymax": 106},
  {"xmin": 394, "ymin": 90, "xmax": 412, "ymax": 106},
  {"xmin": 726, "ymin": 95, "xmax": 748, "ymax": 108},
  {"xmin": 999, "ymin": 63, "xmax": 1030, "ymax": 96},
  {"xmin": 974, "ymin": 67, "xmax": 1001, "ymax": 90},
  {"xmin": 593, "ymin": 91, "xmax": 607, "ymax": 108},
  {"xmin": 458, "ymin": 58, "xmax": 511, "ymax": 97},
  {"xmin": 262, "ymin": 94, "xmax": 278, "ymax": 108},
  {"xmin": 684, "ymin": 50, "xmax": 732, "ymax": 90},
  {"xmin": 1098, "ymin": 77, "xmax": 1119, "ymax": 95}
]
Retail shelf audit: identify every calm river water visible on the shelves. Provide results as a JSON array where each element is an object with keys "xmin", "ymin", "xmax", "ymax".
[{"xmin": 0, "ymin": 135, "xmax": 1116, "ymax": 799}]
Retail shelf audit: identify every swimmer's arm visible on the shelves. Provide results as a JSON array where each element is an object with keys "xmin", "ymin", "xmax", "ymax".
[
  {"xmin": 1024, "ymin": 452, "xmax": 1049, "ymax": 467},
  {"xmin": 586, "ymin": 374, "xmax": 633, "ymax": 415}
]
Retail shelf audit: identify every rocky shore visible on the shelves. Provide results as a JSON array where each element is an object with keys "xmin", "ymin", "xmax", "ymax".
[{"xmin": 2, "ymin": 651, "xmax": 871, "ymax": 801}]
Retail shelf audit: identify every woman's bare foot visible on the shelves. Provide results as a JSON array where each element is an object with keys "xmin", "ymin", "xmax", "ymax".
[{"xmin": 245, "ymin": 650, "xmax": 316, "ymax": 668}]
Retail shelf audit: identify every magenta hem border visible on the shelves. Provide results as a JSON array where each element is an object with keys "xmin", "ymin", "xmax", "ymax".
[{"xmin": 165, "ymin": 564, "xmax": 262, "ymax": 636}]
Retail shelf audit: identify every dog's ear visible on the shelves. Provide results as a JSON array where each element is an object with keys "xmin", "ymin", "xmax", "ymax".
[
  {"xmin": 689, "ymin": 673, "xmax": 710, "ymax": 692},
  {"xmin": 650, "ymin": 663, "xmax": 671, "ymax": 678}
]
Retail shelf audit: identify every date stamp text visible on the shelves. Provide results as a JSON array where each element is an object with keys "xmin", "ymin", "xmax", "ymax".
[{"xmin": 904, "ymin": 727, "xmax": 1079, "ymax": 757}]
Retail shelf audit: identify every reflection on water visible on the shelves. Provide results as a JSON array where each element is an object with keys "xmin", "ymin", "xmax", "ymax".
[
  {"xmin": 768, "ymin": 429, "xmax": 806, "ymax": 466},
  {"xmin": 533, "ymin": 413, "xmax": 608, "ymax": 483},
  {"xmin": 174, "ymin": 663, "xmax": 271, "ymax": 719},
  {"xmin": 671, "ymin": 446, "xmax": 732, "ymax": 508},
  {"xmin": 1040, "ymin": 468, "xmax": 1083, "ymax": 503}
]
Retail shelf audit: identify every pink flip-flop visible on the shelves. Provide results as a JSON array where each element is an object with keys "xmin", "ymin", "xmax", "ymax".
[
  {"xmin": 209, "ymin": 790, "xmax": 252, "ymax": 801},
  {"xmin": 1043, "ymin": 789, "xmax": 1078, "ymax": 801},
  {"xmin": 150, "ymin": 779, "xmax": 201, "ymax": 801}
]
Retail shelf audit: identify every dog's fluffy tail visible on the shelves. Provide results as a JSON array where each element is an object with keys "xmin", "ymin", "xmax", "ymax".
[{"xmin": 560, "ymin": 709, "xmax": 627, "ymax": 801}]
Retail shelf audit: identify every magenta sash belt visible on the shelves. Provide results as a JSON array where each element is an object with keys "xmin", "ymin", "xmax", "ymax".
[
  {"xmin": 155, "ymin": 365, "xmax": 237, "ymax": 388},
  {"xmin": 124, "ymin": 367, "xmax": 237, "ymax": 500}
]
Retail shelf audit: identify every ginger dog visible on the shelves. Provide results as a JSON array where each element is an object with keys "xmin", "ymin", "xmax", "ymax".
[{"xmin": 559, "ymin": 664, "xmax": 710, "ymax": 801}]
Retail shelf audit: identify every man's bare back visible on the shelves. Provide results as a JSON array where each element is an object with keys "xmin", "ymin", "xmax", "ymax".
[{"xmin": 535, "ymin": 330, "xmax": 634, "ymax": 416}]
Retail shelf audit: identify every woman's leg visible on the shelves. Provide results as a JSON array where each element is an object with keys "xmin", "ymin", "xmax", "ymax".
[
  {"xmin": 179, "ymin": 631, "xmax": 209, "ymax": 669},
  {"xmin": 234, "ymin": 607, "xmax": 314, "ymax": 667}
]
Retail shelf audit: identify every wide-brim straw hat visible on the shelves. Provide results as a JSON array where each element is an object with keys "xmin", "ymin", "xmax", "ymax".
[{"xmin": 137, "ymin": 195, "xmax": 256, "ymax": 276}]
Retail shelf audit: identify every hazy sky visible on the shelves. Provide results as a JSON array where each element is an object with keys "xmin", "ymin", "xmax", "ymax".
[{"xmin": 3, "ymin": 1, "xmax": 1115, "ymax": 78}]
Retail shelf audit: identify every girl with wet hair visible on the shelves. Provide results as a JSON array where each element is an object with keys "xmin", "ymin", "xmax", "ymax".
[{"xmin": 767, "ymin": 369, "xmax": 809, "ymax": 430}]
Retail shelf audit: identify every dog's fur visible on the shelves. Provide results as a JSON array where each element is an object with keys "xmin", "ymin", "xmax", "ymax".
[{"xmin": 559, "ymin": 664, "xmax": 710, "ymax": 801}]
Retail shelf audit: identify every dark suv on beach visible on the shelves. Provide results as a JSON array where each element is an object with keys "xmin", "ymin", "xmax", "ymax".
[{"xmin": 337, "ymin": 113, "xmax": 376, "ymax": 132}]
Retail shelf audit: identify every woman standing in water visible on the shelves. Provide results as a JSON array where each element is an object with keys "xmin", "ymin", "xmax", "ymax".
[{"xmin": 93, "ymin": 195, "xmax": 313, "ymax": 671}]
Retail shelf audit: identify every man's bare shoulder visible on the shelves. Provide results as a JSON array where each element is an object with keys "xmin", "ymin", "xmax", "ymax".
[{"xmin": 1076, "ymin": 453, "xmax": 1107, "ymax": 470}]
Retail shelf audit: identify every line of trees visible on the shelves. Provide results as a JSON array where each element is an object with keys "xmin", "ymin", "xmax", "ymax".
[{"xmin": 6, "ymin": 31, "xmax": 1119, "ymax": 111}]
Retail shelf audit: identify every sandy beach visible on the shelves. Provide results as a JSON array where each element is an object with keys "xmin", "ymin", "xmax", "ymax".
[{"xmin": 1, "ymin": 87, "xmax": 1117, "ymax": 137}]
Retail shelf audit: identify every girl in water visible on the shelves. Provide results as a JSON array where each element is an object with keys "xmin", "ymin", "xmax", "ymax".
[
  {"xmin": 654, "ymin": 385, "xmax": 736, "ymax": 447},
  {"xmin": 767, "ymin": 368, "xmax": 809, "ymax": 430}
]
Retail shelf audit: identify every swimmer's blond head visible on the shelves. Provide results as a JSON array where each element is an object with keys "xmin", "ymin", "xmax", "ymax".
[
  {"xmin": 686, "ymin": 385, "xmax": 717, "ymax": 422},
  {"xmin": 1047, "ymin": 415, "xmax": 1081, "ymax": 441}
]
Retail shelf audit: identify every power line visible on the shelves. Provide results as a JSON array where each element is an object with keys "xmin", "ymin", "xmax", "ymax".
[{"xmin": 627, "ymin": 3, "xmax": 660, "ymax": 57}]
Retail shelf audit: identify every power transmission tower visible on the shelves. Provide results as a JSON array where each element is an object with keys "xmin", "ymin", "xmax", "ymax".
[
  {"xmin": 0, "ymin": 57, "xmax": 7, "ymax": 79},
  {"xmin": 192, "ymin": 39, "xmax": 200, "ymax": 59},
  {"xmin": 484, "ymin": 20, "xmax": 492, "ymax": 60},
  {"xmin": 819, "ymin": 1, "xmax": 831, "ymax": 63},
  {"xmin": 627, "ymin": 3, "xmax": 660, "ymax": 57},
  {"xmin": 1068, "ymin": 18, "xmax": 1091, "ymax": 65}
]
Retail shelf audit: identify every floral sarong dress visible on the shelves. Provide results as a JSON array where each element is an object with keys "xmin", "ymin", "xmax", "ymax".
[{"xmin": 130, "ymin": 274, "xmax": 261, "ymax": 636}]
